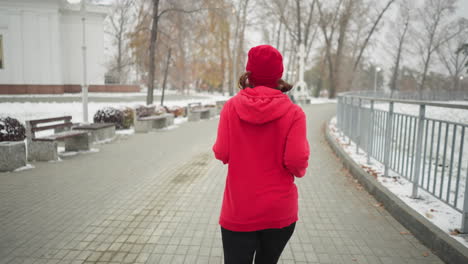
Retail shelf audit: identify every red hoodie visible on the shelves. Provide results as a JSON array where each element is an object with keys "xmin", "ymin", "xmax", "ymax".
[{"xmin": 213, "ymin": 86, "xmax": 310, "ymax": 232}]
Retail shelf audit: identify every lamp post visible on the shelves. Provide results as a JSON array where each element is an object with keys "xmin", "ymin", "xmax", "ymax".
[
  {"xmin": 374, "ymin": 67, "xmax": 381, "ymax": 94},
  {"xmin": 81, "ymin": 0, "xmax": 89, "ymax": 124}
]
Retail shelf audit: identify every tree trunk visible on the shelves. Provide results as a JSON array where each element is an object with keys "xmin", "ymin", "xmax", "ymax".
[
  {"xmin": 390, "ymin": 17, "xmax": 409, "ymax": 93},
  {"xmin": 236, "ymin": 0, "xmax": 250, "ymax": 87},
  {"xmin": 160, "ymin": 48, "xmax": 171, "ymax": 106},
  {"xmin": 295, "ymin": 0, "xmax": 302, "ymax": 46},
  {"xmin": 276, "ymin": 20, "xmax": 282, "ymax": 49},
  {"xmin": 146, "ymin": 0, "xmax": 160, "ymax": 105}
]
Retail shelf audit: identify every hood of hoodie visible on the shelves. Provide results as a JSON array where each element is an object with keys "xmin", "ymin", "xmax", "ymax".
[{"xmin": 231, "ymin": 86, "xmax": 293, "ymax": 124}]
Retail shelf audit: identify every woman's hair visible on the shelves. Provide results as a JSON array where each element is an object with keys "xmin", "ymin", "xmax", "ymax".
[{"xmin": 238, "ymin": 72, "xmax": 293, "ymax": 93}]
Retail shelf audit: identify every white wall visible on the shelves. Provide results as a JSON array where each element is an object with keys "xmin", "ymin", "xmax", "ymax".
[
  {"xmin": 0, "ymin": 0, "xmax": 62, "ymax": 84},
  {"xmin": 60, "ymin": 8, "xmax": 106, "ymax": 85},
  {"xmin": 0, "ymin": 0, "xmax": 107, "ymax": 85}
]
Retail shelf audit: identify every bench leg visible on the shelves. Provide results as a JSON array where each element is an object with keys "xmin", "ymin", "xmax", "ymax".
[
  {"xmin": 28, "ymin": 141, "xmax": 58, "ymax": 161},
  {"xmin": 65, "ymin": 133, "xmax": 91, "ymax": 151},
  {"xmin": 188, "ymin": 112, "xmax": 201, "ymax": 122},
  {"xmin": 76, "ymin": 126, "xmax": 116, "ymax": 142},
  {"xmin": 97, "ymin": 126, "xmax": 116, "ymax": 141},
  {"xmin": 0, "ymin": 141, "xmax": 27, "ymax": 172},
  {"xmin": 152, "ymin": 119, "xmax": 167, "ymax": 129},
  {"xmin": 134, "ymin": 120, "xmax": 152, "ymax": 133},
  {"xmin": 200, "ymin": 111, "xmax": 210, "ymax": 120},
  {"xmin": 165, "ymin": 115, "xmax": 174, "ymax": 127}
]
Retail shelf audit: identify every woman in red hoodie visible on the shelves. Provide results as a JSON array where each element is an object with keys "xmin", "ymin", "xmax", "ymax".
[{"xmin": 213, "ymin": 45, "xmax": 310, "ymax": 264}]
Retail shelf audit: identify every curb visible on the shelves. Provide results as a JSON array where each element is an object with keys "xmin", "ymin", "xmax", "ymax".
[{"xmin": 325, "ymin": 121, "xmax": 468, "ymax": 264}]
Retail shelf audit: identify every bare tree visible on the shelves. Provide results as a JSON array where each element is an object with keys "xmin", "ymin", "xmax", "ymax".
[
  {"xmin": 231, "ymin": 0, "xmax": 250, "ymax": 96},
  {"xmin": 437, "ymin": 19, "xmax": 468, "ymax": 90},
  {"xmin": 146, "ymin": 0, "xmax": 211, "ymax": 105},
  {"xmin": 414, "ymin": 0, "xmax": 457, "ymax": 95},
  {"xmin": 107, "ymin": 0, "xmax": 135, "ymax": 84},
  {"xmin": 388, "ymin": 0, "xmax": 413, "ymax": 95}
]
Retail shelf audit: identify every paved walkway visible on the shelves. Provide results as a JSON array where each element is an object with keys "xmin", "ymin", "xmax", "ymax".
[{"xmin": 0, "ymin": 104, "xmax": 444, "ymax": 264}]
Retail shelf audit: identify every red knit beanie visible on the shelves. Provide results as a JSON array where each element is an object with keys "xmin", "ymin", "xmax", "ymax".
[{"xmin": 245, "ymin": 45, "xmax": 284, "ymax": 88}]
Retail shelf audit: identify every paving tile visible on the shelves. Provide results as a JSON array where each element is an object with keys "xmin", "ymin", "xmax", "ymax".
[{"xmin": 0, "ymin": 105, "xmax": 446, "ymax": 264}]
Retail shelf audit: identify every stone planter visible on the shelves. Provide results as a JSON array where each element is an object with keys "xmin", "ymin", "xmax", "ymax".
[{"xmin": 0, "ymin": 141, "xmax": 27, "ymax": 172}]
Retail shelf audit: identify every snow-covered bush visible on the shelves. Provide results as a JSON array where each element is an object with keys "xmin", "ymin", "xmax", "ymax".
[
  {"xmin": 166, "ymin": 106, "xmax": 185, "ymax": 117},
  {"xmin": 0, "ymin": 117, "xmax": 26, "ymax": 142},
  {"xmin": 135, "ymin": 105, "xmax": 155, "ymax": 118},
  {"xmin": 93, "ymin": 107, "xmax": 125, "ymax": 129},
  {"xmin": 135, "ymin": 105, "xmax": 167, "ymax": 118},
  {"xmin": 120, "ymin": 107, "xmax": 134, "ymax": 129}
]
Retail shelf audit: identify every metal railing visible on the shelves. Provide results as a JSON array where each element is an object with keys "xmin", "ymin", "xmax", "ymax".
[
  {"xmin": 336, "ymin": 93, "xmax": 468, "ymax": 232},
  {"xmin": 346, "ymin": 90, "xmax": 468, "ymax": 101}
]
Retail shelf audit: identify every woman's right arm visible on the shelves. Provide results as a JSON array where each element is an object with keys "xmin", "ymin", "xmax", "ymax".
[{"xmin": 284, "ymin": 108, "xmax": 310, "ymax": 177}]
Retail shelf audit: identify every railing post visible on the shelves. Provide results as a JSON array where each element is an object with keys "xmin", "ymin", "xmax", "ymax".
[
  {"xmin": 337, "ymin": 97, "xmax": 342, "ymax": 133},
  {"xmin": 349, "ymin": 97, "xmax": 353, "ymax": 145},
  {"xmin": 383, "ymin": 102, "xmax": 394, "ymax": 177},
  {"xmin": 367, "ymin": 100, "xmax": 374, "ymax": 165},
  {"xmin": 356, "ymin": 98, "xmax": 361, "ymax": 154},
  {"xmin": 411, "ymin": 104, "xmax": 426, "ymax": 198},
  {"xmin": 462, "ymin": 161, "xmax": 468, "ymax": 233},
  {"xmin": 344, "ymin": 97, "xmax": 349, "ymax": 139}
]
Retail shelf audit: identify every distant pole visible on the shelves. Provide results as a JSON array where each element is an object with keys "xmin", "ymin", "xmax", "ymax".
[
  {"xmin": 374, "ymin": 67, "xmax": 381, "ymax": 94},
  {"xmin": 81, "ymin": 0, "xmax": 89, "ymax": 123}
]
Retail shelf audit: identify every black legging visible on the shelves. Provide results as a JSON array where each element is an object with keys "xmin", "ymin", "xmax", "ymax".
[{"xmin": 221, "ymin": 222, "xmax": 296, "ymax": 264}]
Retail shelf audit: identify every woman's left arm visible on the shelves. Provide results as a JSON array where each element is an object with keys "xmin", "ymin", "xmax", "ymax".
[{"xmin": 212, "ymin": 104, "xmax": 230, "ymax": 164}]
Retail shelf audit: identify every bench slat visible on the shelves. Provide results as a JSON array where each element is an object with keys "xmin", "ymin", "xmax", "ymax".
[
  {"xmin": 74, "ymin": 123, "xmax": 115, "ymax": 130},
  {"xmin": 29, "ymin": 116, "xmax": 72, "ymax": 125},
  {"xmin": 34, "ymin": 130, "xmax": 87, "ymax": 141},
  {"xmin": 32, "ymin": 123, "xmax": 72, "ymax": 133}
]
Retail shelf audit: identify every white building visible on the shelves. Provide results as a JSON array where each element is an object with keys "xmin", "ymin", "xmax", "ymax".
[{"xmin": 0, "ymin": 0, "xmax": 107, "ymax": 88}]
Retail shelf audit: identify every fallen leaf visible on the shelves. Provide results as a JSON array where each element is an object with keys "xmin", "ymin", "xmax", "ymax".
[
  {"xmin": 400, "ymin": 231, "xmax": 410, "ymax": 235},
  {"xmin": 374, "ymin": 203, "xmax": 384, "ymax": 208},
  {"xmin": 425, "ymin": 212, "xmax": 433, "ymax": 219},
  {"xmin": 423, "ymin": 252, "xmax": 429, "ymax": 257},
  {"xmin": 430, "ymin": 209, "xmax": 436, "ymax": 212},
  {"xmin": 352, "ymin": 258, "xmax": 357, "ymax": 261},
  {"xmin": 449, "ymin": 229, "xmax": 460, "ymax": 236}
]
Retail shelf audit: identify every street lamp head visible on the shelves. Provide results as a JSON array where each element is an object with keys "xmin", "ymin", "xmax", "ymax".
[
  {"xmin": 376, "ymin": 67, "xmax": 382, "ymax": 72},
  {"xmin": 460, "ymin": 76, "xmax": 464, "ymax": 80}
]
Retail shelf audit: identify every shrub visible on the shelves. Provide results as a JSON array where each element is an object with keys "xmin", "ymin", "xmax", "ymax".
[
  {"xmin": 120, "ymin": 107, "xmax": 134, "ymax": 129},
  {"xmin": 166, "ymin": 106, "xmax": 185, "ymax": 117},
  {"xmin": 135, "ymin": 105, "xmax": 155, "ymax": 118},
  {"xmin": 0, "ymin": 117, "xmax": 26, "ymax": 142},
  {"xmin": 93, "ymin": 107, "xmax": 124, "ymax": 129},
  {"xmin": 135, "ymin": 105, "xmax": 167, "ymax": 118}
]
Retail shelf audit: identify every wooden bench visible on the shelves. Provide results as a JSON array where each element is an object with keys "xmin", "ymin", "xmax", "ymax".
[
  {"xmin": 25, "ymin": 116, "xmax": 91, "ymax": 161},
  {"xmin": 133, "ymin": 111, "xmax": 175, "ymax": 133},
  {"xmin": 187, "ymin": 102, "xmax": 212, "ymax": 122},
  {"xmin": 73, "ymin": 123, "xmax": 116, "ymax": 142}
]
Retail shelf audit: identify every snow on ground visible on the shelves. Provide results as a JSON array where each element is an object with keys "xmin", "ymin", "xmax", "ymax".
[
  {"xmin": 309, "ymin": 97, "xmax": 337, "ymax": 104},
  {"xmin": 329, "ymin": 117, "xmax": 468, "ymax": 248},
  {"xmin": 57, "ymin": 147, "xmax": 100, "ymax": 157},
  {"xmin": 0, "ymin": 90, "xmax": 180, "ymax": 98},
  {"xmin": 13, "ymin": 164, "xmax": 35, "ymax": 172},
  {"xmin": 0, "ymin": 94, "xmax": 230, "ymax": 124},
  {"xmin": 373, "ymin": 101, "xmax": 468, "ymax": 124}
]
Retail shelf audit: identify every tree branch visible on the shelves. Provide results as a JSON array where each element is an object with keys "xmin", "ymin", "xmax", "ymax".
[{"xmin": 353, "ymin": 0, "xmax": 396, "ymax": 70}]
